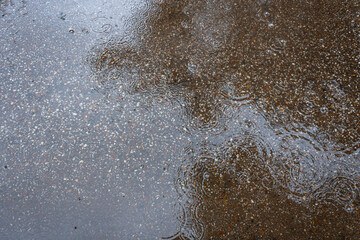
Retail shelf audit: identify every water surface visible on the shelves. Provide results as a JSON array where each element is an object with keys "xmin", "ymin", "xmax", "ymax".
[{"xmin": 1, "ymin": 0, "xmax": 359, "ymax": 239}]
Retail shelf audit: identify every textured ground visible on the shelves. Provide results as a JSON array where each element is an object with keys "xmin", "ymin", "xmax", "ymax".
[{"xmin": 0, "ymin": 0, "xmax": 359, "ymax": 239}]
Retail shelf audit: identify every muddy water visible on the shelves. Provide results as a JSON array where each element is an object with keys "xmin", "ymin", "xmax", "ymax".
[{"xmin": 1, "ymin": 0, "xmax": 359, "ymax": 239}]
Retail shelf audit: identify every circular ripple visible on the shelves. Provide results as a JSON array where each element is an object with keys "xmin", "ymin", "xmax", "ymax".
[
  {"xmin": 219, "ymin": 134, "xmax": 274, "ymax": 188},
  {"xmin": 316, "ymin": 176, "xmax": 359, "ymax": 212},
  {"xmin": 176, "ymin": 89, "xmax": 241, "ymax": 136},
  {"xmin": 91, "ymin": 16, "xmax": 112, "ymax": 33},
  {"xmin": 267, "ymin": 135, "xmax": 328, "ymax": 202},
  {"xmin": 173, "ymin": 144, "xmax": 215, "ymax": 239}
]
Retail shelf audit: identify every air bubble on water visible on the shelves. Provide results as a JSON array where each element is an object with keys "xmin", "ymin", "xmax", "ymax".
[
  {"xmin": 268, "ymin": 23, "xmax": 274, "ymax": 28},
  {"xmin": 264, "ymin": 12, "xmax": 270, "ymax": 17}
]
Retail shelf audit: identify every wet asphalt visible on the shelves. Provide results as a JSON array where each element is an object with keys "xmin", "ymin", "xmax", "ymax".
[{"xmin": 0, "ymin": 0, "xmax": 359, "ymax": 239}]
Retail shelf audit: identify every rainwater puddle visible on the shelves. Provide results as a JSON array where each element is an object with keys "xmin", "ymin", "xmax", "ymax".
[{"xmin": 1, "ymin": 0, "xmax": 359, "ymax": 239}]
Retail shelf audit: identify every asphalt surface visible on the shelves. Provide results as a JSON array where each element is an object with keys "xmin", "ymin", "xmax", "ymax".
[{"xmin": 0, "ymin": 0, "xmax": 359, "ymax": 239}]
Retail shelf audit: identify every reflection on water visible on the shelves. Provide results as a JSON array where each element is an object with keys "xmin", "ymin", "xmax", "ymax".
[{"xmin": 88, "ymin": 0, "xmax": 360, "ymax": 238}]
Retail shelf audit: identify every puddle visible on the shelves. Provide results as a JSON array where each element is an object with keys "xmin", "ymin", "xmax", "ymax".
[{"xmin": 1, "ymin": 0, "xmax": 359, "ymax": 239}]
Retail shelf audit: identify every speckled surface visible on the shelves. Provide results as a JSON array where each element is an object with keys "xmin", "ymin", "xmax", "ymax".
[{"xmin": 0, "ymin": 0, "xmax": 359, "ymax": 239}]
